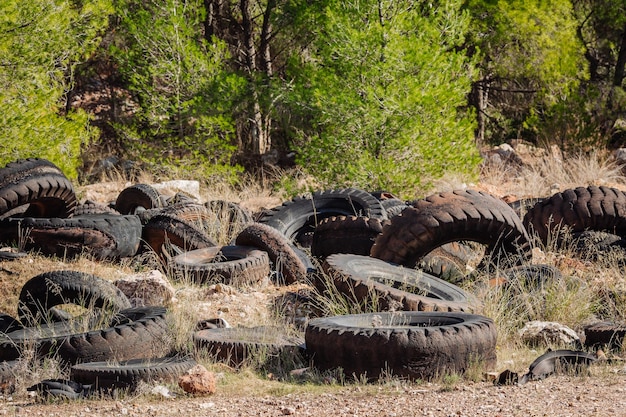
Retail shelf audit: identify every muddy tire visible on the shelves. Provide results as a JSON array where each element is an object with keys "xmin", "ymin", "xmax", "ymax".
[
  {"xmin": 171, "ymin": 245, "xmax": 270, "ymax": 285},
  {"xmin": 4, "ymin": 214, "xmax": 142, "ymax": 260},
  {"xmin": 193, "ymin": 326, "xmax": 304, "ymax": 367},
  {"xmin": 235, "ymin": 222, "xmax": 307, "ymax": 284},
  {"xmin": 70, "ymin": 356, "xmax": 197, "ymax": 390},
  {"xmin": 523, "ymin": 186, "xmax": 626, "ymax": 243},
  {"xmin": 370, "ymin": 189, "xmax": 531, "ymax": 270},
  {"xmin": 115, "ymin": 184, "xmax": 163, "ymax": 215},
  {"xmin": 0, "ymin": 158, "xmax": 76, "ymax": 219},
  {"xmin": 0, "ymin": 307, "xmax": 170, "ymax": 364},
  {"xmin": 305, "ymin": 311, "xmax": 497, "ymax": 381},
  {"xmin": 319, "ymin": 254, "xmax": 480, "ymax": 312},
  {"xmin": 311, "ymin": 216, "xmax": 386, "ymax": 260},
  {"xmin": 18, "ymin": 270, "xmax": 131, "ymax": 326},
  {"xmin": 259, "ymin": 188, "xmax": 386, "ymax": 247}
]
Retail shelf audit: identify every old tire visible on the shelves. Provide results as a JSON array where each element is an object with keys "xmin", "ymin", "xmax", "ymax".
[
  {"xmin": 70, "ymin": 356, "xmax": 197, "ymax": 391},
  {"xmin": 193, "ymin": 326, "xmax": 304, "ymax": 367},
  {"xmin": 259, "ymin": 188, "xmax": 386, "ymax": 247},
  {"xmin": 3, "ymin": 214, "xmax": 142, "ymax": 260},
  {"xmin": 115, "ymin": 183, "xmax": 163, "ymax": 215},
  {"xmin": 0, "ymin": 158, "xmax": 77, "ymax": 219},
  {"xmin": 319, "ymin": 254, "xmax": 480, "ymax": 312},
  {"xmin": 523, "ymin": 186, "xmax": 626, "ymax": 244},
  {"xmin": 0, "ymin": 306, "xmax": 170, "ymax": 364},
  {"xmin": 305, "ymin": 311, "xmax": 497, "ymax": 381},
  {"xmin": 311, "ymin": 216, "xmax": 386, "ymax": 260},
  {"xmin": 371, "ymin": 189, "xmax": 531, "ymax": 271},
  {"xmin": 142, "ymin": 213, "xmax": 216, "ymax": 261},
  {"xmin": 17, "ymin": 270, "xmax": 131, "ymax": 326},
  {"xmin": 171, "ymin": 245, "xmax": 270, "ymax": 285},
  {"xmin": 235, "ymin": 222, "xmax": 307, "ymax": 284},
  {"xmin": 583, "ymin": 322, "xmax": 626, "ymax": 350}
]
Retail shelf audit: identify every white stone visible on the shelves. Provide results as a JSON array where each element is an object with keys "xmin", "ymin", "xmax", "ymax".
[{"xmin": 114, "ymin": 270, "xmax": 175, "ymax": 307}]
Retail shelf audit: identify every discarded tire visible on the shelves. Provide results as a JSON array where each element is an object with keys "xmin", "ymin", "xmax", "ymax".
[
  {"xmin": 18, "ymin": 270, "xmax": 131, "ymax": 326},
  {"xmin": 235, "ymin": 222, "xmax": 307, "ymax": 284},
  {"xmin": 305, "ymin": 311, "xmax": 497, "ymax": 381},
  {"xmin": 319, "ymin": 254, "xmax": 480, "ymax": 312},
  {"xmin": 583, "ymin": 321, "xmax": 626, "ymax": 350},
  {"xmin": 142, "ymin": 213, "xmax": 216, "ymax": 260},
  {"xmin": 193, "ymin": 326, "xmax": 304, "ymax": 367},
  {"xmin": 371, "ymin": 189, "xmax": 531, "ymax": 271},
  {"xmin": 523, "ymin": 186, "xmax": 626, "ymax": 244},
  {"xmin": 310, "ymin": 216, "xmax": 386, "ymax": 260},
  {"xmin": 115, "ymin": 183, "xmax": 163, "ymax": 215},
  {"xmin": 0, "ymin": 306, "xmax": 170, "ymax": 364},
  {"xmin": 171, "ymin": 245, "xmax": 270, "ymax": 285},
  {"xmin": 2, "ymin": 214, "xmax": 142, "ymax": 260},
  {"xmin": 259, "ymin": 188, "xmax": 386, "ymax": 247},
  {"xmin": 71, "ymin": 356, "xmax": 197, "ymax": 390},
  {"xmin": 0, "ymin": 158, "xmax": 77, "ymax": 219}
]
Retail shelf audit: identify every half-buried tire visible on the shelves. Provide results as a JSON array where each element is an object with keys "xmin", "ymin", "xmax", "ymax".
[{"xmin": 305, "ymin": 311, "xmax": 497, "ymax": 381}]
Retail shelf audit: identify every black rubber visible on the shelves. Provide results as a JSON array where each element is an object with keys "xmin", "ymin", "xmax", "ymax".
[
  {"xmin": 419, "ymin": 241, "xmax": 482, "ymax": 284},
  {"xmin": 171, "ymin": 245, "xmax": 270, "ymax": 285},
  {"xmin": 310, "ymin": 215, "xmax": 386, "ymax": 260},
  {"xmin": 258, "ymin": 188, "xmax": 386, "ymax": 247},
  {"xmin": 523, "ymin": 186, "xmax": 626, "ymax": 244},
  {"xmin": 0, "ymin": 312, "xmax": 23, "ymax": 333},
  {"xmin": 2, "ymin": 214, "xmax": 142, "ymax": 260},
  {"xmin": 205, "ymin": 200, "xmax": 254, "ymax": 238},
  {"xmin": 142, "ymin": 213, "xmax": 216, "ymax": 261},
  {"xmin": 305, "ymin": 311, "xmax": 497, "ymax": 381},
  {"xmin": 115, "ymin": 183, "xmax": 163, "ymax": 215},
  {"xmin": 17, "ymin": 270, "xmax": 131, "ymax": 326},
  {"xmin": 0, "ymin": 306, "xmax": 170, "ymax": 364},
  {"xmin": 193, "ymin": 326, "xmax": 304, "ymax": 367},
  {"xmin": 70, "ymin": 356, "xmax": 197, "ymax": 391},
  {"xmin": 518, "ymin": 349, "xmax": 597, "ymax": 384},
  {"xmin": 235, "ymin": 222, "xmax": 307, "ymax": 284},
  {"xmin": 371, "ymin": 189, "xmax": 532, "ymax": 271},
  {"xmin": 584, "ymin": 321, "xmax": 626, "ymax": 350},
  {"xmin": 0, "ymin": 158, "xmax": 77, "ymax": 219},
  {"xmin": 72, "ymin": 200, "xmax": 120, "ymax": 216},
  {"xmin": 319, "ymin": 254, "xmax": 480, "ymax": 313}
]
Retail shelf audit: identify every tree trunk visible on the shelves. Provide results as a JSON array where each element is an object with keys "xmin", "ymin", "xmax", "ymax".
[{"xmin": 614, "ymin": 22, "xmax": 626, "ymax": 87}]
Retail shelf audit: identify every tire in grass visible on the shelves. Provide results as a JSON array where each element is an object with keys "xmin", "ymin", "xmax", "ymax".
[
  {"xmin": 70, "ymin": 356, "xmax": 197, "ymax": 391},
  {"xmin": 2, "ymin": 214, "xmax": 142, "ymax": 260},
  {"xmin": 583, "ymin": 321, "xmax": 626, "ymax": 350},
  {"xmin": 0, "ymin": 158, "xmax": 77, "ymax": 219},
  {"xmin": 523, "ymin": 186, "xmax": 626, "ymax": 244},
  {"xmin": 259, "ymin": 188, "xmax": 386, "ymax": 247},
  {"xmin": 319, "ymin": 254, "xmax": 480, "ymax": 313},
  {"xmin": 305, "ymin": 311, "xmax": 497, "ymax": 381},
  {"xmin": 0, "ymin": 306, "xmax": 170, "ymax": 364},
  {"xmin": 235, "ymin": 222, "xmax": 307, "ymax": 284},
  {"xmin": 371, "ymin": 189, "xmax": 531, "ymax": 272},
  {"xmin": 193, "ymin": 326, "xmax": 304, "ymax": 368},
  {"xmin": 171, "ymin": 245, "xmax": 270, "ymax": 285},
  {"xmin": 17, "ymin": 270, "xmax": 131, "ymax": 327}
]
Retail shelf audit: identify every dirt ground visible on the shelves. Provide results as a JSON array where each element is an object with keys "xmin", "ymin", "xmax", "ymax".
[{"xmin": 5, "ymin": 372, "xmax": 626, "ymax": 417}]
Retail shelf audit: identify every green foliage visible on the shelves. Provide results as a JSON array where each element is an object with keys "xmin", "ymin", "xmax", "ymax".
[
  {"xmin": 110, "ymin": 0, "xmax": 245, "ymax": 183},
  {"xmin": 465, "ymin": 0, "xmax": 588, "ymax": 146},
  {"xmin": 0, "ymin": 0, "xmax": 112, "ymax": 178},
  {"xmin": 287, "ymin": 0, "xmax": 480, "ymax": 199}
]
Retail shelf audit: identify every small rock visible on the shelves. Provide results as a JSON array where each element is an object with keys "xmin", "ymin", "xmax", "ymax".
[
  {"xmin": 178, "ymin": 364, "xmax": 217, "ymax": 395},
  {"xmin": 114, "ymin": 270, "xmax": 175, "ymax": 307}
]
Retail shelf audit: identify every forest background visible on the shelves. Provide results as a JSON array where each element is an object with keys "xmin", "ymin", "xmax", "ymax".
[{"xmin": 1, "ymin": 0, "xmax": 625, "ymax": 199}]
